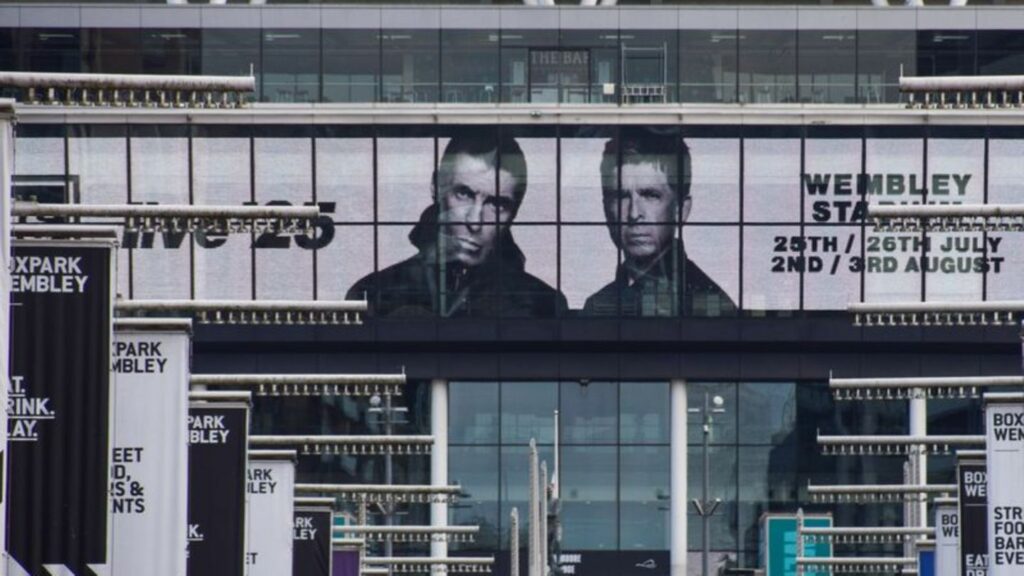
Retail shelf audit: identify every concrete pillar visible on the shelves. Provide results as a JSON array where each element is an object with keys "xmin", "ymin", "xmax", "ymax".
[
  {"xmin": 670, "ymin": 379, "xmax": 688, "ymax": 576},
  {"xmin": 430, "ymin": 379, "xmax": 449, "ymax": 565}
]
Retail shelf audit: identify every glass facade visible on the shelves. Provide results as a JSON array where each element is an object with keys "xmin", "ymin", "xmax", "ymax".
[
  {"xmin": 16, "ymin": 122, "xmax": 1024, "ymax": 318},
  {"xmin": 0, "ymin": 24, "xmax": 1004, "ymax": 105},
  {"xmin": 445, "ymin": 380, "xmax": 969, "ymax": 566}
]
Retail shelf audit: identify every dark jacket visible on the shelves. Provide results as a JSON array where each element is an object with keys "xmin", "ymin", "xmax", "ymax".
[
  {"xmin": 347, "ymin": 206, "xmax": 567, "ymax": 318},
  {"xmin": 582, "ymin": 240, "xmax": 735, "ymax": 317}
]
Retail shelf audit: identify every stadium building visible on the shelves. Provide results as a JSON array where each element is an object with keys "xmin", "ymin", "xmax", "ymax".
[{"xmin": 4, "ymin": 2, "xmax": 1024, "ymax": 575}]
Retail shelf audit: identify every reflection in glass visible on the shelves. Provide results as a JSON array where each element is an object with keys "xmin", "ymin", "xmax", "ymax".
[
  {"xmin": 500, "ymin": 444, "xmax": 554, "ymax": 546},
  {"xmin": 737, "ymin": 383, "xmax": 796, "ymax": 445},
  {"xmin": 560, "ymin": 381, "xmax": 617, "ymax": 444},
  {"xmin": 858, "ymin": 31, "xmax": 915, "ymax": 104},
  {"xmin": 449, "ymin": 447, "xmax": 500, "ymax": 552},
  {"xmin": 687, "ymin": 382, "xmax": 737, "ymax": 445},
  {"xmin": 501, "ymin": 381, "xmax": 557, "ymax": 444},
  {"xmin": 687, "ymin": 446, "xmax": 738, "ymax": 550},
  {"xmin": 798, "ymin": 31, "xmax": 855, "ymax": 104},
  {"xmin": 679, "ymin": 30, "xmax": 737, "ymax": 104},
  {"xmin": 561, "ymin": 446, "xmax": 617, "ymax": 550},
  {"xmin": 620, "ymin": 446, "xmax": 670, "ymax": 550},
  {"xmin": 449, "ymin": 382, "xmax": 500, "ymax": 445},
  {"xmin": 323, "ymin": 29, "xmax": 379, "ymax": 103},
  {"xmin": 559, "ymin": 30, "xmax": 619, "ymax": 104},
  {"xmin": 621, "ymin": 29, "xmax": 677, "ymax": 104},
  {"xmin": 442, "ymin": 30, "xmax": 499, "ymax": 104},
  {"xmin": 738, "ymin": 31, "xmax": 797, "ymax": 104},
  {"xmin": 501, "ymin": 30, "xmax": 558, "ymax": 104},
  {"xmin": 382, "ymin": 29, "xmax": 439, "ymax": 103},
  {"xmin": 201, "ymin": 30, "xmax": 260, "ymax": 100},
  {"xmin": 263, "ymin": 29, "xmax": 320, "ymax": 103},
  {"xmin": 619, "ymin": 382, "xmax": 669, "ymax": 444}
]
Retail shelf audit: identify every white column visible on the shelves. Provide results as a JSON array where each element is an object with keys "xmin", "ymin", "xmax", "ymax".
[
  {"xmin": 430, "ymin": 379, "xmax": 449, "ymax": 564},
  {"xmin": 909, "ymin": 389, "xmax": 928, "ymax": 528},
  {"xmin": 670, "ymin": 379, "xmax": 688, "ymax": 576}
]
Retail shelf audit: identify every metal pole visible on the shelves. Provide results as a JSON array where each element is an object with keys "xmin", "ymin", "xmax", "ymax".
[
  {"xmin": 670, "ymin": 380, "xmax": 688, "ymax": 576},
  {"xmin": 529, "ymin": 440, "xmax": 540, "ymax": 576},
  {"xmin": 541, "ymin": 461, "xmax": 549, "ymax": 576},
  {"xmin": 511, "ymin": 508, "xmax": 520, "ymax": 576},
  {"xmin": 702, "ymin": 392, "xmax": 711, "ymax": 576},
  {"xmin": 430, "ymin": 378, "xmax": 449, "ymax": 572}
]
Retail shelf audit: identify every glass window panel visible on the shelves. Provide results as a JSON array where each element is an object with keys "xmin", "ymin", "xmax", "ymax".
[
  {"xmin": 253, "ymin": 136, "xmax": 314, "ymax": 299},
  {"xmin": 501, "ymin": 30, "xmax": 558, "ymax": 104},
  {"xmin": 685, "ymin": 226, "xmax": 739, "ymax": 318},
  {"xmin": 737, "ymin": 445, "xmax": 799, "ymax": 553},
  {"xmin": 923, "ymin": 139, "xmax": 985, "ymax": 302},
  {"xmin": 449, "ymin": 381, "xmax": 500, "ymax": 445},
  {"xmin": 561, "ymin": 446, "xmax": 617, "ymax": 550},
  {"xmin": 798, "ymin": 30, "xmax": 856, "ymax": 104},
  {"xmin": 500, "ymin": 444, "xmax": 554, "ymax": 546},
  {"xmin": 620, "ymin": 381, "xmax": 669, "ymax": 445},
  {"xmin": 449, "ymin": 446, "xmax": 500, "ymax": 552},
  {"xmin": 687, "ymin": 138, "xmax": 740, "ymax": 224},
  {"xmin": 442, "ymin": 30, "xmax": 499, "ymax": 104},
  {"xmin": 803, "ymin": 138, "xmax": 864, "ymax": 310},
  {"xmin": 202, "ymin": 29, "xmax": 261, "ymax": 100},
  {"xmin": 863, "ymin": 138, "xmax": 924, "ymax": 304},
  {"xmin": 978, "ymin": 31, "xmax": 1024, "ymax": 76},
  {"xmin": 743, "ymin": 226, "xmax": 801, "ymax": 313},
  {"xmin": 562, "ymin": 225, "xmax": 618, "ymax": 314},
  {"xmin": 508, "ymin": 133, "xmax": 556, "ymax": 224},
  {"xmin": 130, "ymin": 127, "xmax": 191, "ymax": 299},
  {"xmin": 82, "ymin": 29, "xmax": 140, "ymax": 74},
  {"xmin": 917, "ymin": 31, "xmax": 976, "ymax": 77},
  {"xmin": 262, "ymin": 29, "xmax": 320, "ymax": 103},
  {"xmin": 382, "ymin": 29, "xmax": 439, "ymax": 103},
  {"xmin": 192, "ymin": 134, "xmax": 252, "ymax": 300},
  {"xmin": 502, "ymin": 225, "xmax": 560, "ymax": 318},
  {"xmin": 621, "ymin": 29, "xmax": 677, "ymax": 104},
  {"xmin": 373, "ymin": 224, "xmax": 433, "ymax": 317},
  {"xmin": 323, "ymin": 29, "xmax": 379, "ymax": 103},
  {"xmin": 560, "ymin": 380, "xmax": 616, "ymax": 444},
  {"xmin": 141, "ymin": 29, "xmax": 200, "ymax": 76},
  {"xmin": 687, "ymin": 446, "xmax": 738, "ymax": 550},
  {"xmin": 316, "ymin": 136, "xmax": 375, "ymax": 223},
  {"xmin": 620, "ymin": 446, "xmax": 670, "ymax": 551},
  {"xmin": 679, "ymin": 30, "xmax": 737, "ymax": 104},
  {"xmin": 858, "ymin": 31, "xmax": 915, "ymax": 104},
  {"xmin": 559, "ymin": 30, "xmax": 618, "ymax": 104},
  {"xmin": 323, "ymin": 224, "xmax": 375, "ymax": 302},
  {"xmin": 687, "ymin": 382, "xmax": 737, "ymax": 445},
  {"xmin": 744, "ymin": 138, "xmax": 801, "ymax": 223},
  {"xmin": 378, "ymin": 136, "xmax": 435, "ymax": 223},
  {"xmin": 738, "ymin": 383, "xmax": 796, "ymax": 446},
  {"xmin": 929, "ymin": 398, "xmax": 984, "ymax": 436},
  {"xmin": 19, "ymin": 29, "xmax": 82, "ymax": 74},
  {"xmin": 68, "ymin": 126, "xmax": 130, "ymax": 296},
  {"xmin": 987, "ymin": 139, "xmax": 1024, "ymax": 300},
  {"xmin": 738, "ymin": 30, "xmax": 796, "ymax": 104},
  {"xmin": 501, "ymin": 381, "xmax": 557, "ymax": 445},
  {"xmin": 0, "ymin": 29, "xmax": 14, "ymax": 76}
]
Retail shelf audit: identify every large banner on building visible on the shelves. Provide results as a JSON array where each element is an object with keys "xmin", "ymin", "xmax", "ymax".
[
  {"xmin": 294, "ymin": 506, "xmax": 332, "ymax": 576},
  {"xmin": 7, "ymin": 241, "xmax": 114, "ymax": 575},
  {"xmin": 985, "ymin": 396, "xmax": 1024, "ymax": 576},
  {"xmin": 187, "ymin": 403, "xmax": 248, "ymax": 576},
  {"xmin": 109, "ymin": 321, "xmax": 191, "ymax": 576},
  {"xmin": 14, "ymin": 124, "xmax": 1022, "ymax": 318},
  {"xmin": 959, "ymin": 457, "xmax": 989, "ymax": 576},
  {"xmin": 0, "ymin": 102, "xmax": 15, "ymax": 567},
  {"xmin": 246, "ymin": 454, "xmax": 296, "ymax": 576},
  {"xmin": 935, "ymin": 500, "xmax": 960, "ymax": 576}
]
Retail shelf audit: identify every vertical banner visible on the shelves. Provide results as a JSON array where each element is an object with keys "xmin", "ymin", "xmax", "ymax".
[
  {"xmin": 935, "ymin": 499, "xmax": 960, "ymax": 576},
  {"xmin": 0, "ymin": 103, "xmax": 15, "ymax": 568},
  {"xmin": 109, "ymin": 320, "xmax": 192, "ymax": 576},
  {"xmin": 958, "ymin": 454, "xmax": 989, "ymax": 576},
  {"xmin": 331, "ymin": 549, "xmax": 360, "ymax": 576},
  {"xmin": 985, "ymin": 394, "xmax": 1024, "ymax": 576},
  {"xmin": 187, "ymin": 402, "xmax": 249, "ymax": 576},
  {"xmin": 8, "ymin": 241, "xmax": 114, "ymax": 575},
  {"xmin": 293, "ymin": 506, "xmax": 333, "ymax": 576},
  {"xmin": 918, "ymin": 541, "xmax": 936, "ymax": 576},
  {"xmin": 245, "ymin": 452, "xmax": 296, "ymax": 575}
]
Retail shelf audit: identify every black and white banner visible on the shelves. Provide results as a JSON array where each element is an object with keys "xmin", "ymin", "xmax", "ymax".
[
  {"xmin": 109, "ymin": 322, "xmax": 191, "ymax": 576},
  {"xmin": 935, "ymin": 501, "xmax": 959, "ymax": 576},
  {"xmin": 985, "ymin": 397, "xmax": 1024, "ymax": 576},
  {"xmin": 0, "ymin": 114, "xmax": 14, "ymax": 574},
  {"xmin": 245, "ymin": 455, "xmax": 296, "ymax": 575},
  {"xmin": 187, "ymin": 403, "xmax": 249, "ymax": 576},
  {"xmin": 293, "ymin": 507, "xmax": 332, "ymax": 576},
  {"xmin": 959, "ymin": 457, "xmax": 989, "ymax": 576},
  {"xmin": 7, "ymin": 241, "xmax": 114, "ymax": 576}
]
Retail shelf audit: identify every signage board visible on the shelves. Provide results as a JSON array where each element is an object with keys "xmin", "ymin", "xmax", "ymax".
[
  {"xmin": 958, "ymin": 455, "xmax": 989, "ymax": 576},
  {"xmin": 109, "ymin": 322, "xmax": 191, "ymax": 576},
  {"xmin": 7, "ymin": 241, "xmax": 114, "ymax": 575},
  {"xmin": 246, "ymin": 455, "xmax": 296, "ymax": 575},
  {"xmin": 293, "ymin": 506, "xmax": 332, "ymax": 576},
  {"xmin": 935, "ymin": 500, "xmax": 960, "ymax": 576},
  {"xmin": 760, "ymin": 513, "xmax": 831, "ymax": 576},
  {"xmin": 985, "ymin": 396, "xmax": 1024, "ymax": 576}
]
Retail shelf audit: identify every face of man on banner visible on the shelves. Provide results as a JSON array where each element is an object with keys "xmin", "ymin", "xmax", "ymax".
[
  {"xmin": 600, "ymin": 135, "xmax": 690, "ymax": 270},
  {"xmin": 435, "ymin": 136, "xmax": 527, "ymax": 267}
]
